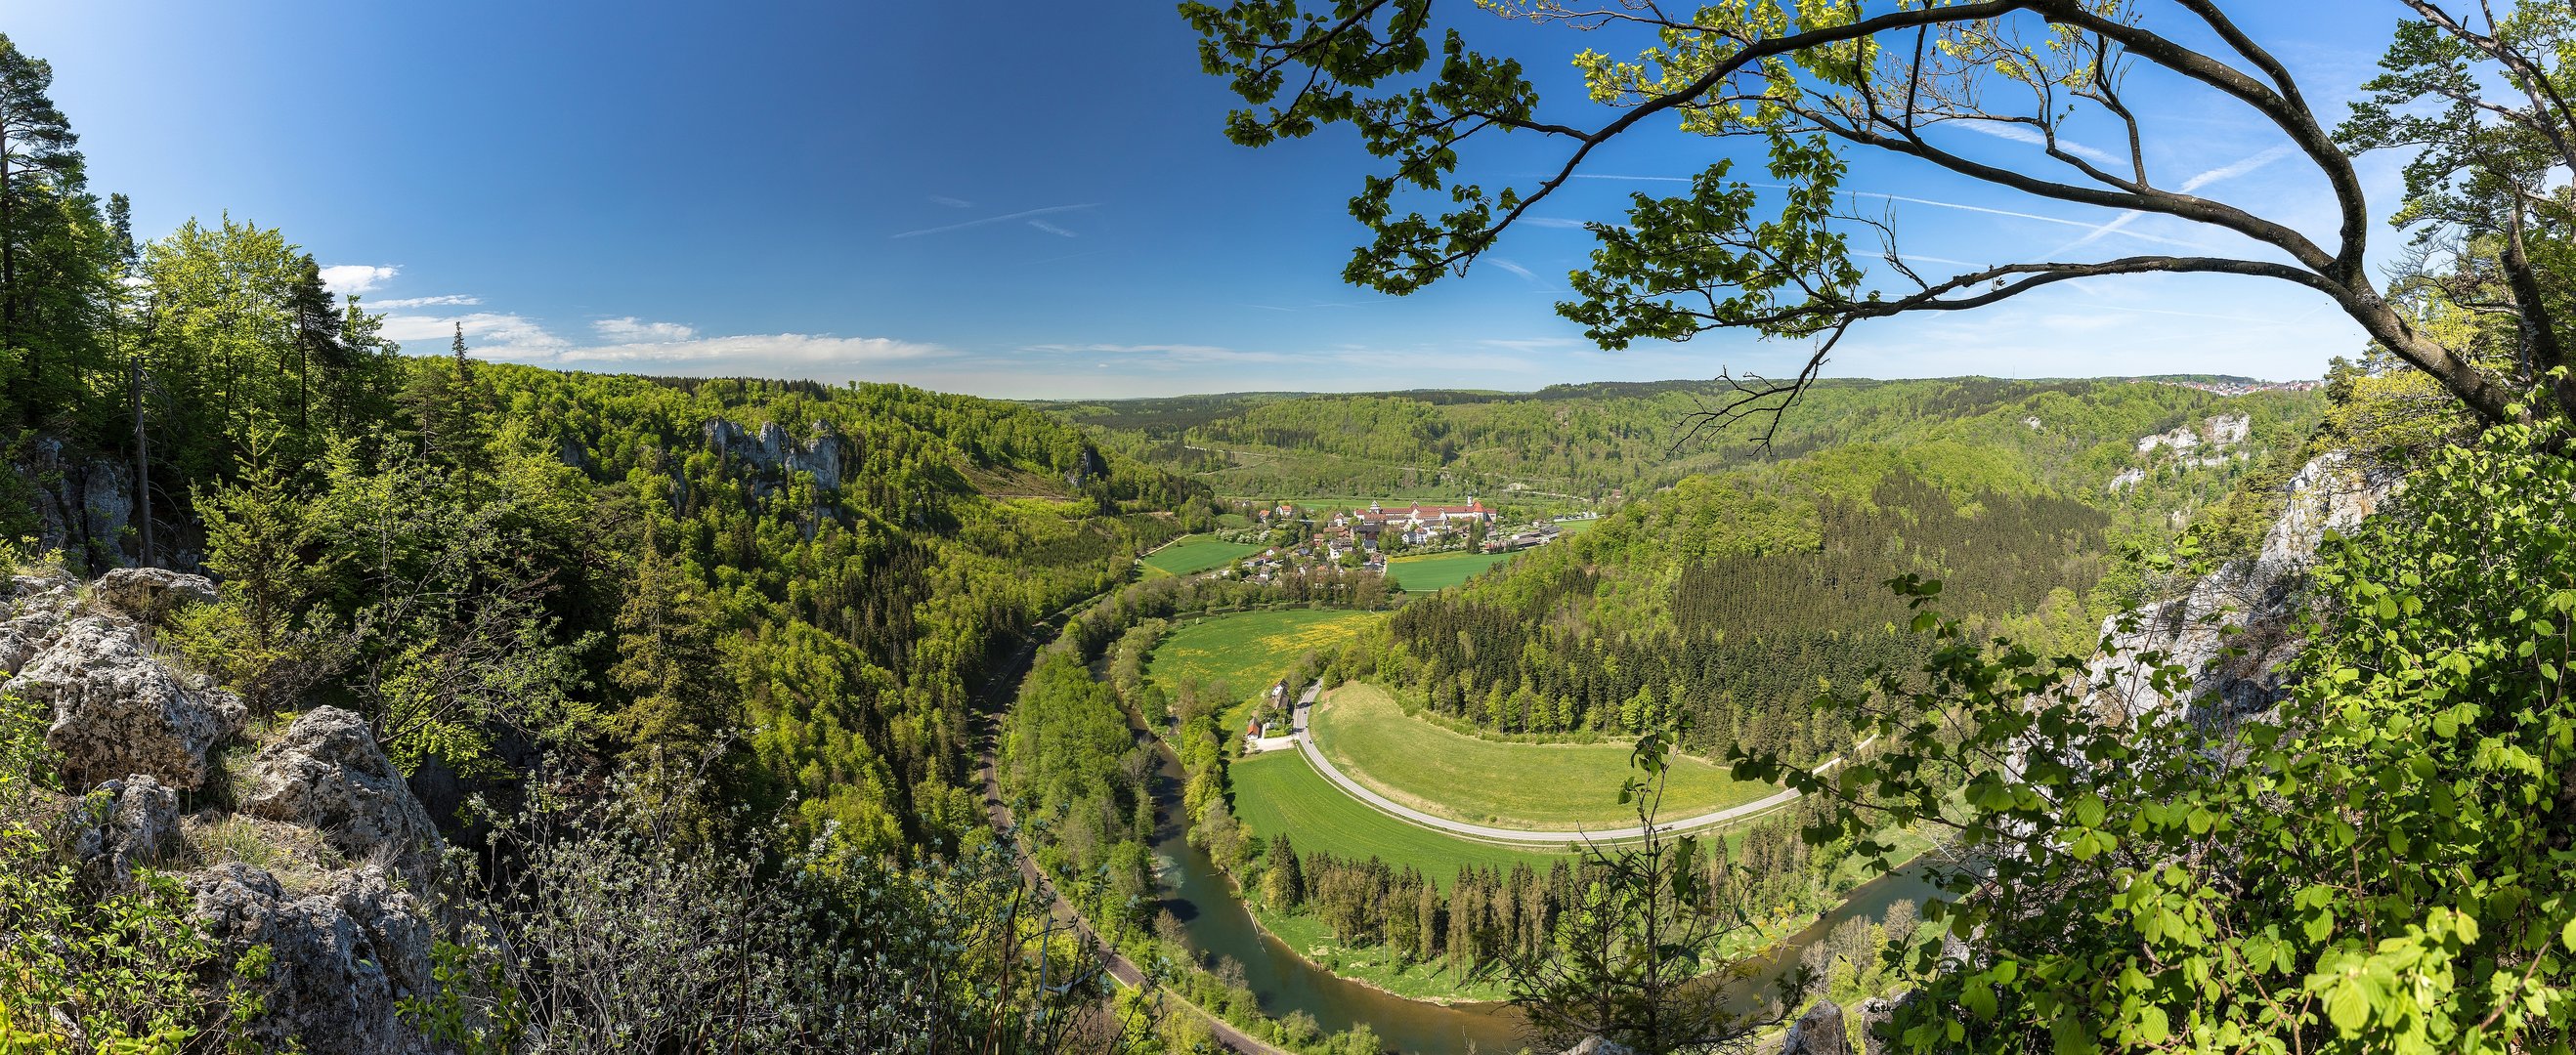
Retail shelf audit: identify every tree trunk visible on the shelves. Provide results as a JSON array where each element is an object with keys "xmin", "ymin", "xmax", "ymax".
[
  {"xmin": 132, "ymin": 351, "xmax": 152, "ymax": 565},
  {"xmin": 2, "ymin": 131, "xmax": 17, "ymax": 393}
]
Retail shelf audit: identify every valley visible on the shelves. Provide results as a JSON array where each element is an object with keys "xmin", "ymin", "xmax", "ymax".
[
  {"xmin": 990, "ymin": 377, "xmax": 2332, "ymax": 1052},
  {"xmin": 14, "ymin": 6, "xmax": 2566, "ymax": 1052}
]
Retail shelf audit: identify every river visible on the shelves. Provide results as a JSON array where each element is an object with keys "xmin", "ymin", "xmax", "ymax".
[{"xmin": 1138, "ymin": 724, "xmax": 1944, "ymax": 1054}]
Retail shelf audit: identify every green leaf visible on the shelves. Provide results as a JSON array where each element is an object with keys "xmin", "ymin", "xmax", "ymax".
[{"xmin": 2327, "ymin": 979, "xmax": 2370, "ymax": 1034}]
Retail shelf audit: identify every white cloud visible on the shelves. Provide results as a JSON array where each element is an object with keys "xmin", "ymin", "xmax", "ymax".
[
  {"xmin": 592, "ymin": 316, "xmax": 699, "ymax": 342},
  {"xmin": 1486, "ymin": 257, "xmax": 1537, "ymax": 281},
  {"xmin": 2053, "ymin": 145, "xmax": 2303, "ymax": 253},
  {"xmin": 370, "ymin": 294, "xmax": 481, "ymax": 309},
  {"xmin": 1026, "ymin": 219, "xmax": 1078, "ymax": 238},
  {"xmin": 891, "ymin": 203, "xmax": 1099, "ymax": 239},
  {"xmin": 928, "ymin": 194, "xmax": 973, "ymax": 208},
  {"xmin": 381, "ymin": 311, "xmax": 570, "ymax": 359},
  {"xmin": 565, "ymin": 333, "xmax": 946, "ymax": 367},
  {"xmin": 2177, "ymin": 144, "xmax": 2298, "ymax": 192},
  {"xmin": 1952, "ymin": 120, "xmax": 2125, "ymax": 167},
  {"xmin": 320, "ymin": 264, "xmax": 399, "ymax": 295}
]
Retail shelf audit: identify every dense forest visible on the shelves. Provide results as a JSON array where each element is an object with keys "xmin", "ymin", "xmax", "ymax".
[
  {"xmin": 1348, "ymin": 386, "xmax": 2318, "ymax": 763},
  {"xmin": 0, "ymin": 32, "xmax": 1220, "ymax": 1051},
  {"xmin": 1038, "ymin": 378, "xmax": 2322, "ymax": 501}
]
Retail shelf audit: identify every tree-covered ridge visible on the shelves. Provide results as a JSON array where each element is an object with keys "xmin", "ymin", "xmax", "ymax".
[
  {"xmin": 442, "ymin": 366, "xmax": 1209, "ymax": 853},
  {"xmin": 1043, "ymin": 377, "xmax": 2323, "ymax": 500},
  {"xmin": 1352, "ymin": 384, "xmax": 2319, "ymax": 764},
  {"xmin": 0, "ymin": 21, "xmax": 1218, "ymax": 852}
]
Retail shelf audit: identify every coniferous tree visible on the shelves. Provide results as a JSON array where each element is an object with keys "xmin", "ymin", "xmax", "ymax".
[
  {"xmin": 284, "ymin": 254, "xmax": 338, "ymax": 434},
  {"xmin": 610, "ymin": 529, "xmax": 731, "ymax": 776},
  {"xmin": 106, "ymin": 191, "xmax": 151, "ymax": 562},
  {"xmin": 0, "ymin": 31, "xmax": 83, "ymax": 416}
]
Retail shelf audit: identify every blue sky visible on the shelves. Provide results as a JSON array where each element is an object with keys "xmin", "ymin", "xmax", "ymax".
[{"xmin": 12, "ymin": 1, "xmax": 2418, "ymax": 399}]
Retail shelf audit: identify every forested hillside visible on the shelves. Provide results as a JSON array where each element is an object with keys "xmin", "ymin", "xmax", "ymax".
[
  {"xmin": 1349, "ymin": 385, "xmax": 2322, "ymax": 764},
  {"xmin": 1040, "ymin": 377, "xmax": 2321, "ymax": 500},
  {"xmin": 0, "ymin": 30, "xmax": 1213, "ymax": 1047}
]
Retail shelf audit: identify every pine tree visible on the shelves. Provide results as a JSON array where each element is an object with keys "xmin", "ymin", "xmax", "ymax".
[
  {"xmin": 609, "ymin": 531, "xmax": 729, "ymax": 771},
  {"xmin": 0, "ymin": 33, "xmax": 98, "ymax": 427},
  {"xmin": 284, "ymin": 254, "xmax": 340, "ymax": 436},
  {"xmin": 1265, "ymin": 832, "xmax": 1303, "ymax": 909},
  {"xmin": 107, "ymin": 191, "xmax": 150, "ymax": 563},
  {"xmin": 0, "ymin": 33, "xmax": 76, "ymax": 347}
]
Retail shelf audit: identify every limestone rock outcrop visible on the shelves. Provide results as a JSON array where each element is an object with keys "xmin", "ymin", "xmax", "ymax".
[
  {"xmin": 242, "ymin": 706, "xmax": 443, "ymax": 882},
  {"xmin": 1781, "ymin": 1000, "xmax": 1849, "ymax": 1055},
  {"xmin": 0, "ymin": 568, "xmax": 78, "ymax": 675},
  {"xmin": 8, "ymin": 614, "xmax": 245, "ymax": 789},
  {"xmin": 66, "ymin": 774, "xmax": 180, "ymax": 884},
  {"xmin": 703, "ymin": 417, "xmax": 842, "ymax": 491},
  {"xmin": 188, "ymin": 863, "xmax": 438, "ymax": 1055},
  {"xmin": 14, "ymin": 437, "xmax": 137, "ymax": 572},
  {"xmin": 90, "ymin": 567, "xmax": 218, "ymax": 623},
  {"xmin": 1852, "ymin": 992, "xmax": 1916, "ymax": 1055},
  {"xmin": 2088, "ymin": 451, "xmax": 2400, "ymax": 722}
]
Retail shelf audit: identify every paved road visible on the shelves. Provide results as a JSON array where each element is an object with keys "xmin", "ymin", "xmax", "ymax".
[
  {"xmin": 975, "ymin": 638, "xmax": 1289, "ymax": 1055},
  {"xmin": 1289, "ymin": 682, "xmax": 1860, "ymax": 847}
]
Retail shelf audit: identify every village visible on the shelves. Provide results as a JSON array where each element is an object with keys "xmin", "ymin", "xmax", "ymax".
[{"xmin": 1204, "ymin": 498, "xmax": 1575, "ymax": 587}]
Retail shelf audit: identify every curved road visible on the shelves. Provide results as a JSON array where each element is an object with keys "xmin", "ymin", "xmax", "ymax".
[{"xmin": 1287, "ymin": 683, "xmax": 1865, "ymax": 847}]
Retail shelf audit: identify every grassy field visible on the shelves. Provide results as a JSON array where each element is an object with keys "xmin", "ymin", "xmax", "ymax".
[
  {"xmin": 1385, "ymin": 550, "xmax": 1513, "ymax": 592},
  {"xmin": 1139, "ymin": 534, "xmax": 1263, "ymax": 576},
  {"xmin": 1309, "ymin": 685, "xmax": 1779, "ymax": 830},
  {"xmin": 1229, "ymin": 750, "xmax": 1569, "ymax": 883},
  {"xmin": 1144, "ymin": 608, "xmax": 1374, "ymax": 707}
]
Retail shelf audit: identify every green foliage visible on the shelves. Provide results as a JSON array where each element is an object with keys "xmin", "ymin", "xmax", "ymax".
[
  {"xmin": 1503, "ymin": 728, "xmax": 1773, "ymax": 1055},
  {"xmin": 1756, "ymin": 425, "xmax": 2576, "ymax": 1053},
  {"xmin": 420, "ymin": 781, "xmax": 1111, "ymax": 1055},
  {"xmin": 0, "ymin": 694, "xmax": 260, "ymax": 1052}
]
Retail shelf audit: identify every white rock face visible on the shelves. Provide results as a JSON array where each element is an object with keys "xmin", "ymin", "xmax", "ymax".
[
  {"xmin": 67, "ymin": 774, "xmax": 181, "ymax": 884},
  {"xmin": 0, "ymin": 570, "xmax": 79, "ymax": 675},
  {"xmin": 243, "ymin": 706, "xmax": 443, "ymax": 883},
  {"xmin": 2137, "ymin": 425, "xmax": 2202, "ymax": 454},
  {"xmin": 14, "ymin": 437, "xmax": 136, "ymax": 570},
  {"xmin": 1782, "ymin": 1000, "xmax": 1850, "ymax": 1055},
  {"xmin": 8, "ymin": 614, "xmax": 246, "ymax": 789},
  {"xmin": 2207, "ymin": 412, "xmax": 2252, "ymax": 445},
  {"xmin": 2089, "ymin": 452, "xmax": 2399, "ymax": 720},
  {"xmin": 2134, "ymin": 412, "xmax": 2251, "ymax": 456},
  {"xmin": 189, "ymin": 863, "xmax": 438, "ymax": 1055},
  {"xmin": 1854, "ymin": 992, "xmax": 1915, "ymax": 1055},
  {"xmin": 90, "ymin": 567, "xmax": 218, "ymax": 623},
  {"xmin": 703, "ymin": 417, "xmax": 842, "ymax": 491}
]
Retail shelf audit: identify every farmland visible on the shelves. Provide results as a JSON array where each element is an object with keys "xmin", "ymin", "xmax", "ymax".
[
  {"xmin": 1140, "ymin": 534, "xmax": 1264, "ymax": 576},
  {"xmin": 1308, "ymin": 685, "xmax": 1776, "ymax": 830},
  {"xmin": 1385, "ymin": 550, "xmax": 1513, "ymax": 592},
  {"xmin": 1143, "ymin": 607, "xmax": 1374, "ymax": 709},
  {"xmin": 1226, "ymin": 749, "xmax": 1569, "ymax": 884}
]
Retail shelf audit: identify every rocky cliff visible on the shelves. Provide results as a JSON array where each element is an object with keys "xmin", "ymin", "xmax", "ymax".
[
  {"xmin": 10, "ymin": 437, "xmax": 140, "ymax": 574},
  {"xmin": 3, "ymin": 567, "xmax": 450, "ymax": 1054},
  {"xmin": 2086, "ymin": 450, "xmax": 2400, "ymax": 723},
  {"xmin": 702, "ymin": 416, "xmax": 844, "ymax": 492}
]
